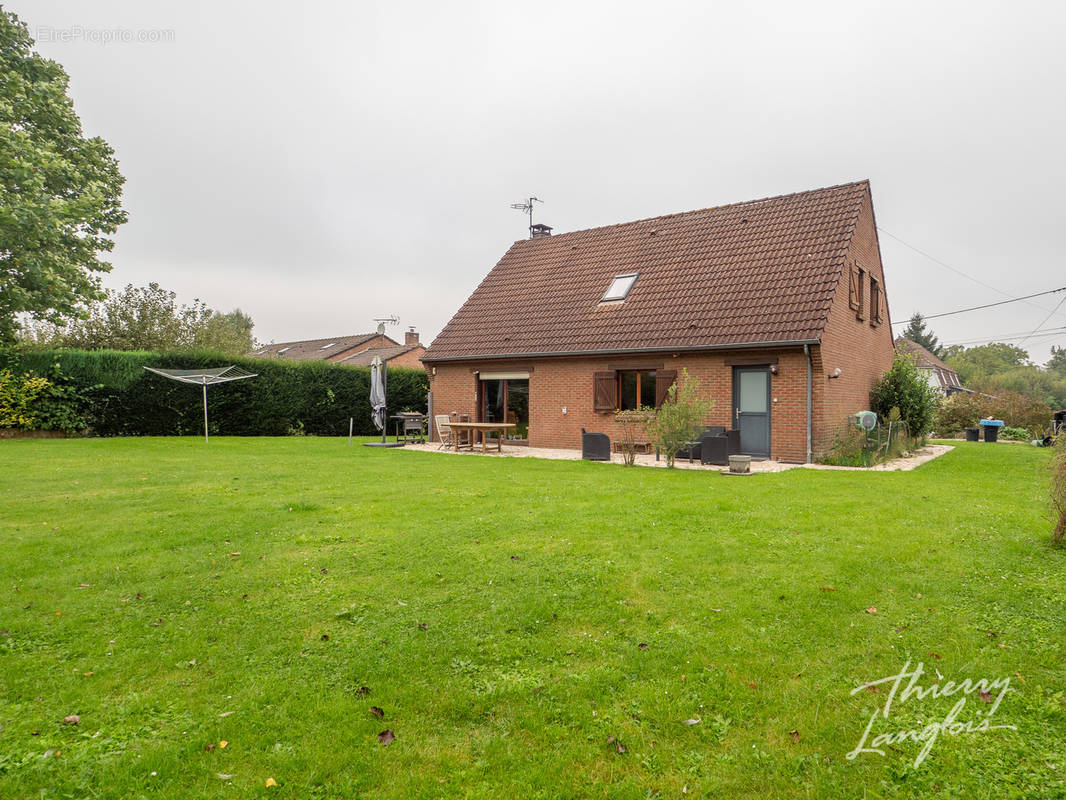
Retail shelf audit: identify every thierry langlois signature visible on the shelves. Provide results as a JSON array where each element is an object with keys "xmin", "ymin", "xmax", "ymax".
[{"xmin": 847, "ymin": 659, "xmax": 1017, "ymax": 768}]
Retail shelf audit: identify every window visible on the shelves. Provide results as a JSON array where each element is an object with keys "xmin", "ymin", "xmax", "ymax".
[
  {"xmin": 869, "ymin": 277, "xmax": 882, "ymax": 326},
  {"xmin": 320, "ymin": 342, "xmax": 337, "ymax": 349},
  {"xmin": 277, "ymin": 347, "xmax": 291, "ymax": 355},
  {"xmin": 592, "ymin": 369, "xmax": 677, "ymax": 411},
  {"xmin": 618, "ymin": 370, "xmax": 656, "ymax": 410},
  {"xmin": 601, "ymin": 272, "xmax": 638, "ymax": 302}
]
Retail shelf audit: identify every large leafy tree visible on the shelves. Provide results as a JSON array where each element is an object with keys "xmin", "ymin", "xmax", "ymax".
[
  {"xmin": 0, "ymin": 10, "xmax": 127, "ymax": 343},
  {"xmin": 1048, "ymin": 346, "xmax": 1066, "ymax": 376},
  {"xmin": 25, "ymin": 282, "xmax": 257, "ymax": 355},
  {"xmin": 943, "ymin": 342, "xmax": 1031, "ymax": 384},
  {"xmin": 900, "ymin": 312, "xmax": 942, "ymax": 357}
]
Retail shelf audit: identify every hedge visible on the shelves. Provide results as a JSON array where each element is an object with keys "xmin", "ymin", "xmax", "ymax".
[{"xmin": 0, "ymin": 348, "xmax": 428, "ymax": 437}]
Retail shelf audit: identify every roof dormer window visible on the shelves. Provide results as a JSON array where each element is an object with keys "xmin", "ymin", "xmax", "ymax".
[{"xmin": 601, "ymin": 272, "xmax": 638, "ymax": 302}]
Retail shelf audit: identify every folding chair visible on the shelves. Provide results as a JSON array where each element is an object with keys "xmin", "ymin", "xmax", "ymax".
[{"xmin": 435, "ymin": 414, "xmax": 454, "ymax": 450}]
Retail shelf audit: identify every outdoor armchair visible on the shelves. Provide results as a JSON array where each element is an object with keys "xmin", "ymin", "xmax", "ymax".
[{"xmin": 581, "ymin": 428, "xmax": 611, "ymax": 461}]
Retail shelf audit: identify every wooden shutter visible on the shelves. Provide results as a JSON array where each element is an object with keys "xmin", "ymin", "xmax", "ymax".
[
  {"xmin": 655, "ymin": 370, "xmax": 677, "ymax": 407},
  {"xmin": 848, "ymin": 266, "xmax": 860, "ymax": 310},
  {"xmin": 593, "ymin": 371, "xmax": 617, "ymax": 411},
  {"xmin": 856, "ymin": 267, "xmax": 866, "ymax": 321}
]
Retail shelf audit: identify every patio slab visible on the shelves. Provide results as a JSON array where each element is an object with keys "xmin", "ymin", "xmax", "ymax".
[{"xmin": 399, "ymin": 442, "xmax": 954, "ymax": 473}]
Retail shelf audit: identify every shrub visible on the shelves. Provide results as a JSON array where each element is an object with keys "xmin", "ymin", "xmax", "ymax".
[
  {"xmin": 0, "ymin": 348, "xmax": 428, "ymax": 437},
  {"xmin": 1052, "ymin": 436, "xmax": 1066, "ymax": 545},
  {"xmin": 614, "ymin": 408, "xmax": 654, "ymax": 466},
  {"xmin": 871, "ymin": 351, "xmax": 940, "ymax": 441},
  {"xmin": 934, "ymin": 390, "xmax": 1052, "ymax": 439},
  {"xmin": 1000, "ymin": 426, "xmax": 1031, "ymax": 442},
  {"xmin": 646, "ymin": 369, "xmax": 715, "ymax": 467},
  {"xmin": 0, "ymin": 369, "xmax": 51, "ymax": 429}
]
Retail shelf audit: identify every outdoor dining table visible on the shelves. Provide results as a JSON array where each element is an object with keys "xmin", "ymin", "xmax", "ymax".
[{"xmin": 444, "ymin": 421, "xmax": 517, "ymax": 453}]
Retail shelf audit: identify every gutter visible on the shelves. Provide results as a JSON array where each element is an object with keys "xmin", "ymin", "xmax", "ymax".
[
  {"xmin": 421, "ymin": 339, "xmax": 820, "ymax": 364},
  {"xmin": 804, "ymin": 344, "xmax": 813, "ymax": 464}
]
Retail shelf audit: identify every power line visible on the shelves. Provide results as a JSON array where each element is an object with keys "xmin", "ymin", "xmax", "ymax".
[
  {"xmin": 1018, "ymin": 292, "xmax": 1066, "ymax": 347},
  {"xmin": 942, "ymin": 327, "xmax": 1066, "ymax": 348},
  {"xmin": 877, "ymin": 226, "xmax": 1066, "ymax": 322},
  {"xmin": 890, "ymin": 286, "xmax": 1066, "ymax": 325}
]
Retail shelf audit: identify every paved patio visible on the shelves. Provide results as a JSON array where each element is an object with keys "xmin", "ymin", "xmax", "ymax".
[{"xmin": 400, "ymin": 442, "xmax": 954, "ymax": 473}]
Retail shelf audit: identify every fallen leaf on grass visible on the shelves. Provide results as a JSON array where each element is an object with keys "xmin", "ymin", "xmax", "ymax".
[
  {"xmin": 865, "ymin": 607, "xmax": 877, "ymax": 614},
  {"xmin": 979, "ymin": 690, "xmax": 993, "ymax": 703},
  {"xmin": 355, "ymin": 686, "xmax": 371, "ymax": 696},
  {"xmin": 217, "ymin": 711, "xmax": 235, "ymax": 718},
  {"xmin": 320, "ymin": 634, "xmax": 330, "ymax": 641},
  {"xmin": 369, "ymin": 707, "xmax": 384, "ymax": 719},
  {"xmin": 864, "ymin": 685, "xmax": 880, "ymax": 693},
  {"xmin": 377, "ymin": 729, "xmax": 395, "ymax": 745},
  {"xmin": 606, "ymin": 736, "xmax": 626, "ymax": 754},
  {"xmin": 638, "ymin": 643, "xmax": 649, "ymax": 650},
  {"xmin": 216, "ymin": 773, "xmax": 234, "ymax": 781},
  {"xmin": 682, "ymin": 718, "xmax": 700, "ymax": 726},
  {"xmin": 927, "ymin": 652, "xmax": 942, "ymax": 660},
  {"xmin": 417, "ymin": 623, "xmax": 427, "ymax": 631},
  {"xmin": 219, "ymin": 740, "xmax": 228, "ymax": 749},
  {"xmin": 819, "ymin": 587, "xmax": 836, "ymax": 592},
  {"xmin": 747, "ymin": 683, "xmax": 757, "ymax": 689},
  {"xmin": 63, "ymin": 715, "xmax": 79, "ymax": 725},
  {"xmin": 265, "ymin": 777, "xmax": 278, "ymax": 787},
  {"xmin": 789, "ymin": 729, "xmax": 800, "ymax": 744}
]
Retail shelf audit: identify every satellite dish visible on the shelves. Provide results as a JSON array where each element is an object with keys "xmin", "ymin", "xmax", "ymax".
[{"xmin": 855, "ymin": 411, "xmax": 878, "ymax": 431}]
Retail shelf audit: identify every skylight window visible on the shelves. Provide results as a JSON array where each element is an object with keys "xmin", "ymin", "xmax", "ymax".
[
  {"xmin": 320, "ymin": 342, "xmax": 337, "ymax": 349},
  {"xmin": 277, "ymin": 347, "xmax": 291, "ymax": 355},
  {"xmin": 601, "ymin": 272, "xmax": 638, "ymax": 302}
]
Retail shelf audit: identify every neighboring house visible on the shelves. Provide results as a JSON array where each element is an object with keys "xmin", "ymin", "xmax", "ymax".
[
  {"xmin": 250, "ymin": 329, "xmax": 425, "ymax": 368},
  {"xmin": 421, "ymin": 181, "xmax": 895, "ymax": 462},
  {"xmin": 894, "ymin": 337, "xmax": 968, "ymax": 395}
]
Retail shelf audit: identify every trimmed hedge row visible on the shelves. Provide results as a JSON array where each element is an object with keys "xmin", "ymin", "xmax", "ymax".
[{"xmin": 0, "ymin": 348, "xmax": 428, "ymax": 437}]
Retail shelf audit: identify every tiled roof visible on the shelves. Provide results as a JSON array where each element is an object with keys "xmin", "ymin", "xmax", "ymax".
[
  {"xmin": 336, "ymin": 344, "xmax": 422, "ymax": 366},
  {"xmin": 424, "ymin": 181, "xmax": 871, "ymax": 361},
  {"xmin": 895, "ymin": 337, "xmax": 963, "ymax": 390},
  {"xmin": 249, "ymin": 333, "xmax": 391, "ymax": 361}
]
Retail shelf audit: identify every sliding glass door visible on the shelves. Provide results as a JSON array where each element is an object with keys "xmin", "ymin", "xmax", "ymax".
[{"xmin": 480, "ymin": 377, "xmax": 529, "ymax": 443}]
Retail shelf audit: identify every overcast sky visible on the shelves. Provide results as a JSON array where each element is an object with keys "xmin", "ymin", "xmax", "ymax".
[{"xmin": 13, "ymin": 0, "xmax": 1066, "ymax": 363}]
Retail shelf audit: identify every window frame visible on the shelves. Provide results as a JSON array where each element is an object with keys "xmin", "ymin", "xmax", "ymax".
[{"xmin": 601, "ymin": 272, "xmax": 639, "ymax": 302}]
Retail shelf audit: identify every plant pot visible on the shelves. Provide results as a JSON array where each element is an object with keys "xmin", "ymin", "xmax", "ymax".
[{"xmin": 728, "ymin": 454, "xmax": 752, "ymax": 474}]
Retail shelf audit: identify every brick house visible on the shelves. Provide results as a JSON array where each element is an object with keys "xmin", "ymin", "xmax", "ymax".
[
  {"xmin": 421, "ymin": 181, "xmax": 894, "ymax": 462},
  {"xmin": 250, "ymin": 329, "xmax": 425, "ymax": 369}
]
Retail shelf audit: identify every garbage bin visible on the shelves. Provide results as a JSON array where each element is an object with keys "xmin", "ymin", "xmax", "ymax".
[
  {"xmin": 965, "ymin": 427, "xmax": 980, "ymax": 442},
  {"xmin": 979, "ymin": 419, "xmax": 1004, "ymax": 442}
]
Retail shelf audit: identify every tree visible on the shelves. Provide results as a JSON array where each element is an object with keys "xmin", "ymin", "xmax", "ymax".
[
  {"xmin": 944, "ymin": 342, "xmax": 1031, "ymax": 385},
  {"xmin": 870, "ymin": 350, "xmax": 941, "ymax": 439},
  {"xmin": 900, "ymin": 313, "xmax": 942, "ymax": 357},
  {"xmin": 27, "ymin": 282, "xmax": 257, "ymax": 355},
  {"xmin": 646, "ymin": 369, "xmax": 715, "ymax": 467},
  {"xmin": 0, "ymin": 11, "xmax": 127, "ymax": 343},
  {"xmin": 1048, "ymin": 346, "xmax": 1066, "ymax": 377}
]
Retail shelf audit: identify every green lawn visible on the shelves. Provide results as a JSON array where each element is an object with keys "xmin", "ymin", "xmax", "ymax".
[{"xmin": 1, "ymin": 438, "xmax": 1063, "ymax": 798}]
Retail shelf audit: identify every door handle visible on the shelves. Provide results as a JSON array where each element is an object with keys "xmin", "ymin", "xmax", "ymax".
[{"xmin": 735, "ymin": 407, "xmax": 740, "ymax": 418}]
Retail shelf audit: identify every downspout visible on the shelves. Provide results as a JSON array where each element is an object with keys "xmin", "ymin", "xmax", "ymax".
[{"xmin": 804, "ymin": 344, "xmax": 813, "ymax": 463}]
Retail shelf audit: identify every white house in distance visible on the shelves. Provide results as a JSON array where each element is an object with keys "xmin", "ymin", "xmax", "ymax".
[{"xmin": 895, "ymin": 337, "xmax": 968, "ymax": 395}]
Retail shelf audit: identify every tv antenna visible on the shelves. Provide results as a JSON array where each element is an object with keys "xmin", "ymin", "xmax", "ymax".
[
  {"xmin": 373, "ymin": 314, "xmax": 400, "ymax": 335},
  {"xmin": 510, "ymin": 196, "xmax": 543, "ymax": 239}
]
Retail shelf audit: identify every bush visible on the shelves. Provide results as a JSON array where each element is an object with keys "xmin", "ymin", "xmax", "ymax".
[
  {"xmin": 646, "ymin": 369, "xmax": 715, "ymax": 467},
  {"xmin": 934, "ymin": 390, "xmax": 1052, "ymax": 439},
  {"xmin": 613, "ymin": 408, "xmax": 654, "ymax": 466},
  {"xmin": 871, "ymin": 351, "xmax": 941, "ymax": 441},
  {"xmin": 0, "ymin": 363, "xmax": 94, "ymax": 432},
  {"xmin": 0, "ymin": 348, "xmax": 427, "ymax": 436},
  {"xmin": 1000, "ymin": 426, "xmax": 1031, "ymax": 441},
  {"xmin": 1052, "ymin": 436, "xmax": 1066, "ymax": 545}
]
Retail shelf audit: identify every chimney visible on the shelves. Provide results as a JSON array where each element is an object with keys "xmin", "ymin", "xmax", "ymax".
[
  {"xmin": 531, "ymin": 223, "xmax": 553, "ymax": 239},
  {"xmin": 405, "ymin": 327, "xmax": 420, "ymax": 346}
]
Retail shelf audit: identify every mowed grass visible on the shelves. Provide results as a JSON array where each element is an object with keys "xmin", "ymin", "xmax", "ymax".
[{"xmin": 1, "ymin": 438, "xmax": 1063, "ymax": 799}]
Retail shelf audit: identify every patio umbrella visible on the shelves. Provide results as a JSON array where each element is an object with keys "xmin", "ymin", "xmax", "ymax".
[
  {"xmin": 364, "ymin": 357, "xmax": 403, "ymax": 448},
  {"xmin": 369, "ymin": 356, "xmax": 386, "ymax": 433}
]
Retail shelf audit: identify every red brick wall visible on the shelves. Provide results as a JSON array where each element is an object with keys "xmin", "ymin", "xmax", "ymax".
[
  {"xmin": 426, "ymin": 347, "xmax": 814, "ymax": 462},
  {"xmin": 387, "ymin": 346, "xmax": 425, "ymax": 369},
  {"xmin": 813, "ymin": 186, "xmax": 895, "ymax": 456}
]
